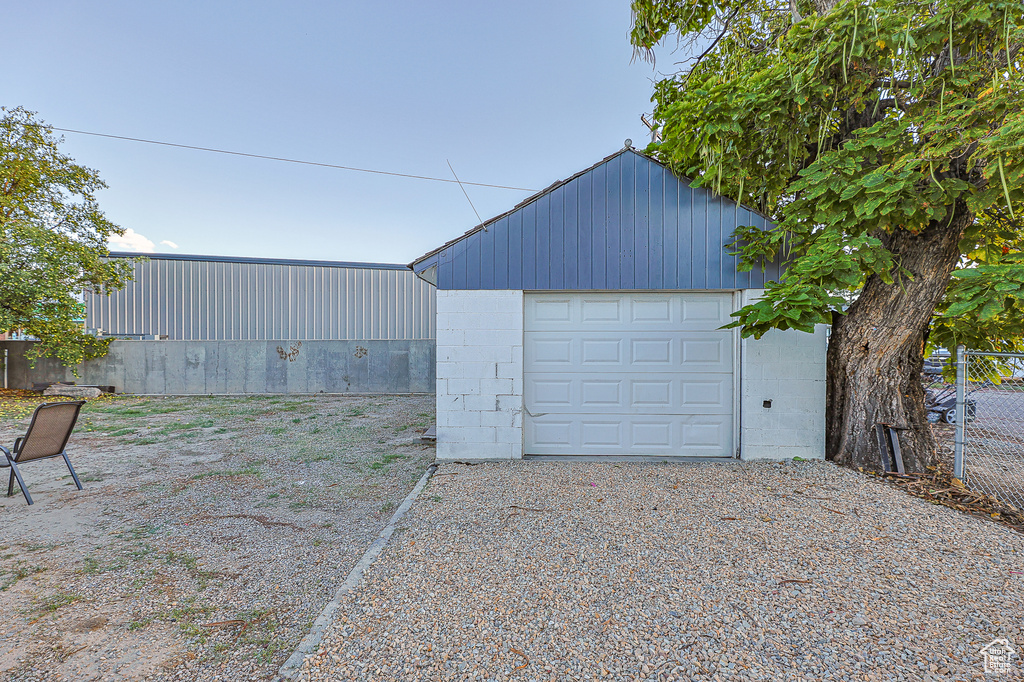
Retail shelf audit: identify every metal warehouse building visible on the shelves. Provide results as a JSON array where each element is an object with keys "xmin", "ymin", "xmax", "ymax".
[
  {"xmin": 88, "ymin": 253, "xmax": 435, "ymax": 341},
  {"xmin": 412, "ymin": 145, "xmax": 827, "ymax": 462},
  {"xmin": 2, "ymin": 253, "xmax": 436, "ymax": 395}
]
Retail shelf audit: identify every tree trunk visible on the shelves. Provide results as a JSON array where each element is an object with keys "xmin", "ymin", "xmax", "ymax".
[{"xmin": 826, "ymin": 203, "xmax": 972, "ymax": 472}]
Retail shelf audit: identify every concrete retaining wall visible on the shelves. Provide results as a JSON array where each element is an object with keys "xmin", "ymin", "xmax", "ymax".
[{"xmin": 0, "ymin": 340, "xmax": 435, "ymax": 395}]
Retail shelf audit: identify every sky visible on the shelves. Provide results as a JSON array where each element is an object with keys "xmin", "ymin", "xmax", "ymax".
[{"xmin": 2, "ymin": 1, "xmax": 680, "ymax": 265}]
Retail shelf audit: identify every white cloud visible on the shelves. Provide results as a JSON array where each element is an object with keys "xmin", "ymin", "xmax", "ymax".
[
  {"xmin": 159, "ymin": 240, "xmax": 179, "ymax": 249},
  {"xmin": 108, "ymin": 228, "xmax": 156, "ymax": 253}
]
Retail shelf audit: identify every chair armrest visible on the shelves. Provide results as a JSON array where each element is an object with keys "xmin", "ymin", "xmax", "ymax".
[
  {"xmin": 13, "ymin": 437, "xmax": 23, "ymax": 455},
  {"xmin": 0, "ymin": 445, "xmax": 12, "ymax": 463}
]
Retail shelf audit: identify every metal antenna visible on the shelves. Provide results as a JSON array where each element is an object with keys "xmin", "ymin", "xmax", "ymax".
[{"xmin": 447, "ymin": 159, "xmax": 487, "ymax": 231}]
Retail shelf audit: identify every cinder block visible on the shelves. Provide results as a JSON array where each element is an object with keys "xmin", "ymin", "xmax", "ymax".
[
  {"xmin": 777, "ymin": 378, "xmax": 825, "ymax": 399},
  {"xmin": 437, "ymin": 441, "xmax": 514, "ymax": 460},
  {"xmin": 496, "ymin": 395, "xmax": 522, "ymax": 412},
  {"xmin": 496, "ymin": 362, "xmax": 521, "ymax": 379},
  {"xmin": 463, "ymin": 394, "xmax": 501, "ymax": 411},
  {"xmin": 436, "ymin": 393, "xmax": 465, "ymax": 412},
  {"xmin": 446, "ymin": 379, "xmax": 483, "ymax": 395},
  {"xmin": 494, "ymin": 426, "xmax": 523, "ymax": 444},
  {"xmin": 436, "ymin": 328, "xmax": 464, "ymax": 347},
  {"xmin": 438, "ymin": 345, "xmax": 512, "ymax": 364},
  {"xmin": 435, "ymin": 362, "xmax": 461, "ymax": 380},
  {"xmin": 438, "ymin": 411, "xmax": 483, "ymax": 428},
  {"xmin": 477, "ymin": 378, "xmax": 513, "ymax": 395},
  {"xmin": 480, "ymin": 410, "xmax": 516, "ymax": 427},
  {"xmin": 464, "ymin": 329, "xmax": 522, "ymax": 346},
  {"xmin": 452, "ymin": 312, "xmax": 522, "ymax": 330},
  {"xmin": 436, "ymin": 426, "xmax": 495, "ymax": 444},
  {"xmin": 459, "ymin": 362, "xmax": 500, "ymax": 379}
]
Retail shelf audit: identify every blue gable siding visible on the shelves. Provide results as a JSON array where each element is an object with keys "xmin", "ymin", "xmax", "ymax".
[{"xmin": 414, "ymin": 148, "xmax": 780, "ymax": 291}]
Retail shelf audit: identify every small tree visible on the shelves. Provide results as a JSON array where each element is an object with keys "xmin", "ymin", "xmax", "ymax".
[
  {"xmin": 1, "ymin": 107, "xmax": 133, "ymax": 368},
  {"xmin": 631, "ymin": 0, "xmax": 1023, "ymax": 472}
]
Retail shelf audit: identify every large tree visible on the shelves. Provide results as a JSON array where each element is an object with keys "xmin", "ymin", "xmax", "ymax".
[
  {"xmin": 631, "ymin": 0, "xmax": 1023, "ymax": 471},
  {"xmin": 1, "ymin": 107, "xmax": 133, "ymax": 368}
]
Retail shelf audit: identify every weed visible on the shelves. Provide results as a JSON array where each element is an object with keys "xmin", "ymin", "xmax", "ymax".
[
  {"xmin": 369, "ymin": 453, "xmax": 409, "ymax": 471},
  {"xmin": 129, "ymin": 544, "xmax": 155, "ymax": 559},
  {"xmin": 1, "ymin": 563, "xmax": 46, "ymax": 591},
  {"xmin": 291, "ymin": 451, "xmax": 333, "ymax": 464},
  {"xmin": 291, "ymin": 418, "xmax": 302, "ymax": 424},
  {"xmin": 267, "ymin": 492, "xmax": 280, "ymax": 499},
  {"xmin": 268, "ymin": 426, "xmax": 287, "ymax": 436},
  {"xmin": 38, "ymin": 593, "xmax": 80, "ymax": 613},
  {"xmin": 190, "ymin": 464, "xmax": 262, "ymax": 480},
  {"xmin": 379, "ymin": 501, "xmax": 396, "ymax": 515},
  {"xmin": 23, "ymin": 542, "xmax": 61, "ymax": 552},
  {"xmin": 117, "ymin": 524, "xmax": 159, "ymax": 541},
  {"xmin": 430, "ymin": 495, "xmax": 443, "ymax": 503}
]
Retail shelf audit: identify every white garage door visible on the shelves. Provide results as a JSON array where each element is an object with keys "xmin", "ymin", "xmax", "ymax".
[{"xmin": 524, "ymin": 292, "xmax": 736, "ymax": 456}]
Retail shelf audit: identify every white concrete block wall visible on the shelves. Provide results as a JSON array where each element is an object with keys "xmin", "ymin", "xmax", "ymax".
[
  {"xmin": 435, "ymin": 290, "xmax": 524, "ymax": 460},
  {"xmin": 739, "ymin": 289, "xmax": 828, "ymax": 461}
]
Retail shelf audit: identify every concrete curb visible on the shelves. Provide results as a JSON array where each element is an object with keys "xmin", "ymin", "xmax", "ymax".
[{"xmin": 275, "ymin": 463, "xmax": 438, "ymax": 680}]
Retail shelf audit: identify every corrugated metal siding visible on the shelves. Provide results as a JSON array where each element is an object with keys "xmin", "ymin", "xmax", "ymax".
[
  {"xmin": 421, "ymin": 149, "xmax": 782, "ymax": 291},
  {"xmin": 86, "ymin": 257, "xmax": 436, "ymax": 340}
]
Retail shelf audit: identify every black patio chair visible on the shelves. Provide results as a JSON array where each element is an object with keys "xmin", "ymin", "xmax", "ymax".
[{"xmin": 0, "ymin": 401, "xmax": 85, "ymax": 505}]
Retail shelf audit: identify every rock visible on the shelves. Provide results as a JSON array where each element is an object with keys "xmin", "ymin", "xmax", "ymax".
[
  {"xmin": 43, "ymin": 384, "xmax": 101, "ymax": 398},
  {"xmin": 852, "ymin": 615, "xmax": 869, "ymax": 626}
]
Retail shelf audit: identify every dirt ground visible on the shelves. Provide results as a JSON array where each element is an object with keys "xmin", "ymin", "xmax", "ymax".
[{"xmin": 0, "ymin": 391, "xmax": 434, "ymax": 681}]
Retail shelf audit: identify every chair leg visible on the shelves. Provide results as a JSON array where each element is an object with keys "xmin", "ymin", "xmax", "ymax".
[
  {"xmin": 8, "ymin": 462, "xmax": 32, "ymax": 505},
  {"xmin": 7, "ymin": 470, "xmax": 13, "ymax": 498},
  {"xmin": 63, "ymin": 454, "xmax": 83, "ymax": 491}
]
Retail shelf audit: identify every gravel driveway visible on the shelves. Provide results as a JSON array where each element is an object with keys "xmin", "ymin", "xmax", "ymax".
[{"xmin": 299, "ymin": 460, "xmax": 1024, "ymax": 681}]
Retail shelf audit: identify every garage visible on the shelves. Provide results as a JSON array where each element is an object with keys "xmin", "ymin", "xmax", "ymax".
[
  {"xmin": 411, "ymin": 144, "xmax": 827, "ymax": 462},
  {"xmin": 524, "ymin": 292, "xmax": 735, "ymax": 456}
]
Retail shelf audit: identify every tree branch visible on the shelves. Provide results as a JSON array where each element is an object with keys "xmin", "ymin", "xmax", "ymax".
[{"xmin": 789, "ymin": 0, "xmax": 803, "ymax": 23}]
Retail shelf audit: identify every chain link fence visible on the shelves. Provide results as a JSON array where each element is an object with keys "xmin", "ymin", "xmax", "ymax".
[{"xmin": 954, "ymin": 348, "xmax": 1024, "ymax": 509}]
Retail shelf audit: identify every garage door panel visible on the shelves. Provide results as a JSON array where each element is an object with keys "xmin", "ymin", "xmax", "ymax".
[
  {"xmin": 530, "ymin": 379, "xmax": 573, "ymax": 407},
  {"xmin": 525, "ymin": 332, "xmax": 732, "ymax": 372},
  {"xmin": 580, "ymin": 380, "xmax": 621, "ymax": 407},
  {"xmin": 531, "ymin": 420, "xmax": 574, "ymax": 447},
  {"xmin": 580, "ymin": 338, "xmax": 622, "ymax": 364},
  {"xmin": 532, "ymin": 297, "xmax": 573, "ymax": 323},
  {"xmin": 525, "ymin": 414, "xmax": 732, "ymax": 455},
  {"xmin": 631, "ymin": 339, "xmax": 672, "ymax": 364},
  {"xmin": 527, "ymin": 338, "xmax": 573, "ymax": 366},
  {"xmin": 525, "ymin": 373, "xmax": 732, "ymax": 415},
  {"xmin": 580, "ymin": 298, "xmax": 623, "ymax": 323},
  {"xmin": 525, "ymin": 293, "xmax": 732, "ymax": 332},
  {"xmin": 581, "ymin": 421, "xmax": 622, "ymax": 446}
]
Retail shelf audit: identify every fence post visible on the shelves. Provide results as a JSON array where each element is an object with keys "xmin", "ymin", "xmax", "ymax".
[{"xmin": 954, "ymin": 344, "xmax": 966, "ymax": 480}]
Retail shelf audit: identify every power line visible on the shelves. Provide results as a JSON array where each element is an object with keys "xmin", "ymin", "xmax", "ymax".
[{"xmin": 29, "ymin": 124, "xmax": 539, "ymax": 192}]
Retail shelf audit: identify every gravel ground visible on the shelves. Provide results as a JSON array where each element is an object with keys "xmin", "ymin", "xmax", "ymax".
[
  {"xmin": 299, "ymin": 459, "xmax": 1024, "ymax": 681},
  {"xmin": 0, "ymin": 393, "xmax": 434, "ymax": 681}
]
